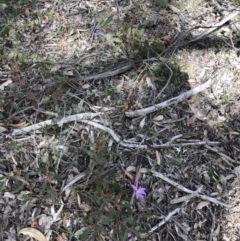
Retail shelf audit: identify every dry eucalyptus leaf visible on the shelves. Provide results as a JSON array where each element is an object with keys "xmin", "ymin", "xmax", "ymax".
[
  {"xmin": 156, "ymin": 150, "xmax": 161, "ymax": 165},
  {"xmin": 146, "ymin": 77, "xmax": 156, "ymax": 90},
  {"xmin": 153, "ymin": 115, "xmax": 164, "ymax": 121},
  {"xmin": 139, "ymin": 117, "xmax": 146, "ymax": 129},
  {"xmin": 79, "ymin": 204, "xmax": 92, "ymax": 212},
  {"xmin": 213, "ymin": 224, "xmax": 220, "ymax": 237},
  {"xmin": 18, "ymin": 228, "xmax": 47, "ymax": 241},
  {"xmin": 196, "ymin": 201, "xmax": 210, "ymax": 210},
  {"xmin": 10, "ymin": 121, "xmax": 29, "ymax": 128},
  {"xmin": 82, "ymin": 84, "xmax": 90, "ymax": 89},
  {"xmin": 115, "ymin": 77, "xmax": 124, "ymax": 92},
  {"xmin": 0, "ymin": 126, "xmax": 7, "ymax": 133},
  {"xmin": 0, "ymin": 79, "xmax": 12, "ymax": 90}
]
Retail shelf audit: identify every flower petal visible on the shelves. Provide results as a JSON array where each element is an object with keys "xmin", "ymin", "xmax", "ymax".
[
  {"xmin": 136, "ymin": 187, "xmax": 146, "ymax": 199},
  {"xmin": 131, "ymin": 184, "xmax": 138, "ymax": 191}
]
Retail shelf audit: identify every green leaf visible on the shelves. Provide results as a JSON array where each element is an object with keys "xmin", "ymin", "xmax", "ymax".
[
  {"xmin": 110, "ymin": 37, "xmax": 121, "ymax": 43},
  {"xmin": 156, "ymin": 0, "xmax": 167, "ymax": 7},
  {"xmin": 102, "ymin": 14, "xmax": 114, "ymax": 27},
  {"xmin": 13, "ymin": 182, "xmax": 24, "ymax": 193},
  {"xmin": 100, "ymin": 216, "xmax": 110, "ymax": 225},
  {"xmin": 123, "ymin": 216, "xmax": 134, "ymax": 225},
  {"xmin": 7, "ymin": 141, "xmax": 17, "ymax": 150},
  {"xmin": 138, "ymin": 29, "xmax": 144, "ymax": 38},
  {"xmin": 49, "ymin": 187, "xmax": 57, "ymax": 202},
  {"xmin": 0, "ymin": 113, "xmax": 5, "ymax": 119},
  {"xmin": 0, "ymin": 181, "xmax": 6, "ymax": 192},
  {"xmin": 79, "ymin": 228, "xmax": 90, "ymax": 239},
  {"xmin": 73, "ymin": 69, "xmax": 80, "ymax": 78},
  {"xmin": 41, "ymin": 153, "xmax": 49, "ymax": 163}
]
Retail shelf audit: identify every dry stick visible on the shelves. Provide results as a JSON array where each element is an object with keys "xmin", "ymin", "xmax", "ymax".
[
  {"xmin": 61, "ymin": 173, "xmax": 86, "ymax": 193},
  {"xmin": 208, "ymin": 207, "xmax": 216, "ymax": 241},
  {"xmin": 149, "ymin": 141, "xmax": 220, "ymax": 149},
  {"xmin": 9, "ymin": 113, "xmax": 102, "ymax": 136},
  {"xmin": 153, "ymin": 62, "xmax": 173, "ymax": 103},
  {"xmin": 205, "ymin": 145, "xmax": 240, "ymax": 164},
  {"xmin": 125, "ymin": 78, "xmax": 212, "ymax": 117},
  {"xmin": 9, "ymin": 113, "xmax": 220, "ymax": 149},
  {"xmin": 79, "ymin": 120, "xmax": 219, "ymax": 149},
  {"xmin": 182, "ymin": 11, "xmax": 239, "ymax": 46},
  {"xmin": 152, "ymin": 171, "xmax": 231, "ymax": 208},
  {"xmin": 148, "ymin": 207, "xmax": 181, "ymax": 233},
  {"xmin": 73, "ymin": 61, "xmax": 136, "ymax": 82}
]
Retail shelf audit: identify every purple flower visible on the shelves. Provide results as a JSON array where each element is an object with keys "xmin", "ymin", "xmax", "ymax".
[
  {"xmin": 131, "ymin": 184, "xmax": 146, "ymax": 199},
  {"xmin": 93, "ymin": 31, "xmax": 100, "ymax": 38}
]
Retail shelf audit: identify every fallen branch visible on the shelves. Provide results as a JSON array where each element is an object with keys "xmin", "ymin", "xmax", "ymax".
[
  {"xmin": 183, "ymin": 11, "xmax": 239, "ymax": 45},
  {"xmin": 73, "ymin": 61, "xmax": 136, "ymax": 82},
  {"xmin": 149, "ymin": 141, "xmax": 220, "ymax": 149},
  {"xmin": 9, "ymin": 114, "xmax": 220, "ymax": 150},
  {"xmin": 9, "ymin": 113, "xmax": 102, "ymax": 136},
  {"xmin": 61, "ymin": 173, "xmax": 86, "ymax": 193},
  {"xmin": 152, "ymin": 171, "xmax": 231, "ymax": 208},
  {"xmin": 205, "ymin": 145, "xmax": 240, "ymax": 165},
  {"xmin": 148, "ymin": 207, "xmax": 181, "ymax": 233},
  {"xmin": 125, "ymin": 78, "xmax": 212, "ymax": 117}
]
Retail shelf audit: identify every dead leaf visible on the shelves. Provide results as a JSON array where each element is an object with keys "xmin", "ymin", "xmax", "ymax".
[
  {"xmin": 196, "ymin": 201, "xmax": 210, "ymax": 210},
  {"xmin": 187, "ymin": 94, "xmax": 197, "ymax": 104},
  {"xmin": 82, "ymin": 84, "xmax": 90, "ymax": 89},
  {"xmin": 18, "ymin": 228, "xmax": 47, "ymax": 241},
  {"xmin": 0, "ymin": 79, "xmax": 12, "ymax": 90},
  {"xmin": 125, "ymin": 166, "xmax": 148, "ymax": 173},
  {"xmin": 169, "ymin": 113, "xmax": 178, "ymax": 120},
  {"xmin": 56, "ymin": 236, "xmax": 63, "ymax": 241},
  {"xmin": 153, "ymin": 115, "xmax": 164, "ymax": 121},
  {"xmin": 115, "ymin": 77, "xmax": 124, "ymax": 92},
  {"xmin": 0, "ymin": 126, "xmax": 7, "ymax": 133},
  {"xmin": 31, "ymin": 221, "xmax": 39, "ymax": 228},
  {"xmin": 146, "ymin": 77, "xmax": 156, "ymax": 90},
  {"xmin": 44, "ymin": 2, "xmax": 52, "ymax": 8},
  {"xmin": 78, "ymin": 204, "xmax": 92, "ymax": 212},
  {"xmin": 156, "ymin": 150, "xmax": 161, "ymax": 165},
  {"xmin": 213, "ymin": 224, "xmax": 220, "ymax": 237},
  {"xmin": 187, "ymin": 115, "xmax": 196, "ymax": 125},
  {"xmin": 124, "ymin": 170, "xmax": 134, "ymax": 181},
  {"xmin": 139, "ymin": 117, "xmax": 146, "ymax": 129},
  {"xmin": 10, "ymin": 121, "xmax": 29, "ymax": 128}
]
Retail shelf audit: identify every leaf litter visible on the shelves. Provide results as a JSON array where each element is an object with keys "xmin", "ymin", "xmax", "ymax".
[{"xmin": 0, "ymin": 0, "xmax": 240, "ymax": 240}]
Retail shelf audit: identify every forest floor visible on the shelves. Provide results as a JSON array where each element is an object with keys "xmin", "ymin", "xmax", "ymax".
[{"xmin": 1, "ymin": 0, "xmax": 240, "ymax": 240}]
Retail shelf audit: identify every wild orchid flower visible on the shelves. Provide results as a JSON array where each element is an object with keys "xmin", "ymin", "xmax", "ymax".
[
  {"xmin": 93, "ymin": 31, "xmax": 100, "ymax": 38},
  {"xmin": 131, "ymin": 184, "xmax": 146, "ymax": 199}
]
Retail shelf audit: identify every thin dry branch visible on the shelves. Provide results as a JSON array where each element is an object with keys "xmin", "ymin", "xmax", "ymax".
[
  {"xmin": 9, "ymin": 114, "xmax": 220, "ymax": 150},
  {"xmin": 205, "ymin": 145, "xmax": 240, "ymax": 164},
  {"xmin": 183, "ymin": 11, "xmax": 239, "ymax": 45},
  {"xmin": 125, "ymin": 78, "xmax": 212, "ymax": 117},
  {"xmin": 148, "ymin": 207, "xmax": 181, "ymax": 233},
  {"xmin": 9, "ymin": 113, "xmax": 102, "ymax": 136},
  {"xmin": 152, "ymin": 171, "xmax": 231, "ymax": 208},
  {"xmin": 73, "ymin": 61, "xmax": 136, "ymax": 82}
]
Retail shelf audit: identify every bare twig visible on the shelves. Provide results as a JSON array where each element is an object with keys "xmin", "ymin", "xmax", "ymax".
[
  {"xmin": 152, "ymin": 171, "xmax": 231, "ymax": 208},
  {"xmin": 208, "ymin": 207, "xmax": 216, "ymax": 241},
  {"xmin": 149, "ymin": 141, "xmax": 220, "ymax": 149},
  {"xmin": 153, "ymin": 62, "xmax": 173, "ymax": 103},
  {"xmin": 9, "ymin": 113, "xmax": 102, "ymax": 136},
  {"xmin": 182, "ymin": 11, "xmax": 239, "ymax": 46},
  {"xmin": 205, "ymin": 145, "xmax": 240, "ymax": 164},
  {"xmin": 61, "ymin": 173, "xmax": 86, "ymax": 193},
  {"xmin": 73, "ymin": 61, "xmax": 136, "ymax": 82},
  {"xmin": 149, "ymin": 207, "xmax": 181, "ymax": 233},
  {"xmin": 126, "ymin": 78, "xmax": 212, "ymax": 117}
]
